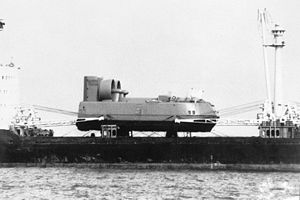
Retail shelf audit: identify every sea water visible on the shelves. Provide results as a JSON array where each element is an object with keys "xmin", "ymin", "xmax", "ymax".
[{"xmin": 0, "ymin": 167, "xmax": 299, "ymax": 200}]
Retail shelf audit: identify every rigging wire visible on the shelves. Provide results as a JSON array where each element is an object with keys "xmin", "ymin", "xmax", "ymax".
[
  {"xmin": 61, "ymin": 127, "xmax": 79, "ymax": 137},
  {"xmin": 32, "ymin": 104, "xmax": 78, "ymax": 116},
  {"xmin": 218, "ymin": 101, "xmax": 263, "ymax": 117},
  {"xmin": 217, "ymin": 100, "xmax": 264, "ymax": 112},
  {"xmin": 211, "ymin": 129, "xmax": 229, "ymax": 137},
  {"xmin": 220, "ymin": 107, "xmax": 261, "ymax": 117},
  {"xmin": 210, "ymin": 131, "xmax": 223, "ymax": 137}
]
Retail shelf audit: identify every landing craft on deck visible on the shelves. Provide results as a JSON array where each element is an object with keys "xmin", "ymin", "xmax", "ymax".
[{"xmin": 75, "ymin": 76, "xmax": 219, "ymax": 137}]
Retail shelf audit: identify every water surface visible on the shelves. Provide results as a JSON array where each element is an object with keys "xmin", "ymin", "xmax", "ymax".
[{"xmin": 0, "ymin": 168, "xmax": 299, "ymax": 199}]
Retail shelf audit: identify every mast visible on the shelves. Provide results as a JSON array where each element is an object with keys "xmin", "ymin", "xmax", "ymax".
[
  {"xmin": 271, "ymin": 24, "xmax": 285, "ymax": 118},
  {"xmin": 258, "ymin": 10, "xmax": 285, "ymax": 120},
  {"xmin": 257, "ymin": 10, "xmax": 296, "ymax": 138}
]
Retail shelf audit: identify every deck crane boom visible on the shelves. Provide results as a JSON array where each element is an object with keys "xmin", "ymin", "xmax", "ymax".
[
  {"xmin": 12, "ymin": 105, "xmax": 77, "ymax": 128},
  {"xmin": 256, "ymin": 10, "xmax": 300, "ymax": 138},
  {"xmin": 257, "ymin": 9, "xmax": 286, "ymax": 120},
  {"xmin": 32, "ymin": 105, "xmax": 78, "ymax": 116},
  {"xmin": 258, "ymin": 9, "xmax": 272, "ymax": 107}
]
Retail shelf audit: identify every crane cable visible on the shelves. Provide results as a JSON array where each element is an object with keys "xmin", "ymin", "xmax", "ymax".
[
  {"xmin": 217, "ymin": 100, "xmax": 264, "ymax": 117},
  {"xmin": 32, "ymin": 105, "xmax": 78, "ymax": 116}
]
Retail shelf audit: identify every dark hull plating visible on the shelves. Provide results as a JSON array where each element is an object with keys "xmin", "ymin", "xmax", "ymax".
[
  {"xmin": 1, "ymin": 131, "xmax": 300, "ymax": 165},
  {"xmin": 76, "ymin": 120, "xmax": 216, "ymax": 132}
]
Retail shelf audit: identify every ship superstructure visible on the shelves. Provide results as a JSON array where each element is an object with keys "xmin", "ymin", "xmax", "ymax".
[
  {"xmin": 257, "ymin": 9, "xmax": 300, "ymax": 138},
  {"xmin": 0, "ymin": 62, "xmax": 20, "ymax": 130}
]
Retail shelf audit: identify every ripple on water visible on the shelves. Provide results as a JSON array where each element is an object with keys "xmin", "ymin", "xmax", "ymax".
[{"xmin": 0, "ymin": 168, "xmax": 300, "ymax": 199}]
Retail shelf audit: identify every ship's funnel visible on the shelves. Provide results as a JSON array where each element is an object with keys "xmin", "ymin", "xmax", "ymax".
[
  {"xmin": 98, "ymin": 79, "xmax": 123, "ymax": 102},
  {"xmin": 83, "ymin": 76, "xmax": 125, "ymax": 102},
  {"xmin": 99, "ymin": 79, "xmax": 115, "ymax": 100},
  {"xmin": 111, "ymin": 80, "xmax": 121, "ymax": 102}
]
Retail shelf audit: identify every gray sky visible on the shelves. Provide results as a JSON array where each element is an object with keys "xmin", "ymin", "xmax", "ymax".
[{"xmin": 1, "ymin": 0, "xmax": 300, "ymax": 135}]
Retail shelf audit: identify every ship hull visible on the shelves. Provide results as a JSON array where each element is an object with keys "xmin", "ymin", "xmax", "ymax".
[
  {"xmin": 0, "ymin": 129, "xmax": 21, "ymax": 162},
  {"xmin": 76, "ymin": 119, "xmax": 216, "ymax": 132},
  {"xmin": 77, "ymin": 98, "xmax": 219, "ymax": 133},
  {"xmin": 1, "ymin": 132, "xmax": 300, "ymax": 168}
]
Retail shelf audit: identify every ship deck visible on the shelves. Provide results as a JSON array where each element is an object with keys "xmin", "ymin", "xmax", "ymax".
[{"xmin": 19, "ymin": 136, "xmax": 300, "ymax": 145}]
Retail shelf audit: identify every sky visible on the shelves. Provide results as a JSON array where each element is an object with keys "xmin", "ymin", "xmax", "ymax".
[{"xmin": 1, "ymin": 0, "xmax": 300, "ymax": 136}]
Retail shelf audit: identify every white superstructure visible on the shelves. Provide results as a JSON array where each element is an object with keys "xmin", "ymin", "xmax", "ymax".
[
  {"xmin": 0, "ymin": 62, "xmax": 20, "ymax": 129},
  {"xmin": 257, "ymin": 10, "xmax": 300, "ymax": 138},
  {"xmin": 257, "ymin": 9, "xmax": 287, "ymax": 121}
]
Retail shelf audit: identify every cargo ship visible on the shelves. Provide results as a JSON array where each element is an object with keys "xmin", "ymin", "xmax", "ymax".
[
  {"xmin": 1, "ymin": 11, "xmax": 300, "ymax": 171},
  {"xmin": 0, "ymin": 70, "xmax": 299, "ymax": 171}
]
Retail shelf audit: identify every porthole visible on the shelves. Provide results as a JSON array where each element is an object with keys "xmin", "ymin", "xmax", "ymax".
[{"xmin": 271, "ymin": 130, "xmax": 275, "ymax": 137}]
